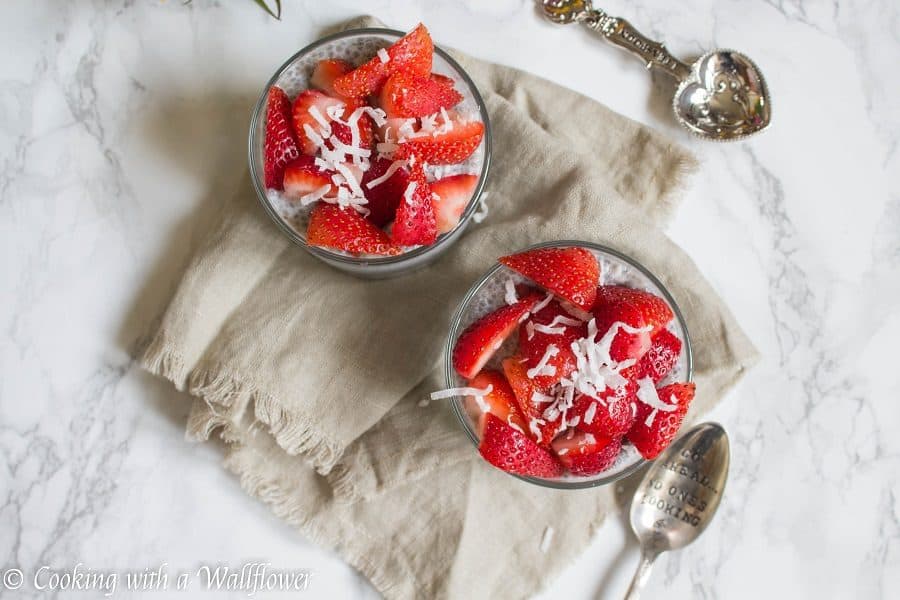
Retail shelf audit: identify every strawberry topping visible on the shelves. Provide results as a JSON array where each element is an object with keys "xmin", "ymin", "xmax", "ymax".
[
  {"xmin": 499, "ymin": 247, "xmax": 600, "ymax": 311},
  {"xmin": 551, "ymin": 432, "xmax": 622, "ymax": 476},
  {"xmin": 431, "ymin": 174, "xmax": 478, "ymax": 234},
  {"xmin": 380, "ymin": 70, "xmax": 463, "ymax": 118},
  {"xmin": 306, "ymin": 203, "xmax": 400, "ymax": 256},
  {"xmin": 394, "ymin": 118, "xmax": 484, "ymax": 165},
  {"xmin": 464, "ymin": 370, "xmax": 528, "ymax": 437},
  {"xmin": 479, "ymin": 413, "xmax": 562, "ymax": 478},
  {"xmin": 452, "ymin": 294, "xmax": 540, "ymax": 380},
  {"xmin": 333, "ymin": 23, "xmax": 433, "ymax": 97},
  {"xmin": 391, "ymin": 162, "xmax": 437, "ymax": 246},
  {"xmin": 263, "ymin": 86, "xmax": 300, "ymax": 190},
  {"xmin": 627, "ymin": 382, "xmax": 695, "ymax": 460}
]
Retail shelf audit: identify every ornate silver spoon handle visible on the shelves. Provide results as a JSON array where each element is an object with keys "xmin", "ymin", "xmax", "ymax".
[{"xmin": 542, "ymin": 0, "xmax": 691, "ymax": 81}]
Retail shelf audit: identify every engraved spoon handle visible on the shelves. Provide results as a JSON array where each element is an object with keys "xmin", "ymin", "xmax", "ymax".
[
  {"xmin": 623, "ymin": 550, "xmax": 658, "ymax": 600},
  {"xmin": 581, "ymin": 9, "xmax": 692, "ymax": 81}
]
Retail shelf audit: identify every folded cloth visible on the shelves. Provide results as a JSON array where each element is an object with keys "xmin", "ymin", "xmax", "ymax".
[{"xmin": 141, "ymin": 15, "xmax": 758, "ymax": 599}]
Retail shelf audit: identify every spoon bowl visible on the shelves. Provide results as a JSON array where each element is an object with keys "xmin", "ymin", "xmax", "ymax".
[{"xmin": 624, "ymin": 422, "xmax": 730, "ymax": 598}]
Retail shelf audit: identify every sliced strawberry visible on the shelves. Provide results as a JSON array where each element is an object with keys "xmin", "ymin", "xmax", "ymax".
[
  {"xmin": 517, "ymin": 301, "xmax": 584, "ymax": 389},
  {"xmin": 499, "ymin": 247, "xmax": 600, "ymax": 311},
  {"xmin": 332, "ymin": 59, "xmax": 388, "ymax": 100},
  {"xmin": 463, "ymin": 370, "xmax": 528, "ymax": 437},
  {"xmin": 570, "ymin": 382, "xmax": 637, "ymax": 439},
  {"xmin": 310, "ymin": 59, "xmax": 354, "ymax": 98},
  {"xmin": 452, "ymin": 295, "xmax": 540, "ymax": 380},
  {"xmin": 636, "ymin": 329, "xmax": 682, "ymax": 383},
  {"xmin": 501, "ymin": 357, "xmax": 564, "ymax": 446},
  {"xmin": 292, "ymin": 90, "xmax": 346, "ymax": 155},
  {"xmin": 592, "ymin": 286, "xmax": 673, "ymax": 362},
  {"xmin": 282, "ymin": 156, "xmax": 333, "ymax": 200},
  {"xmin": 263, "ymin": 86, "xmax": 300, "ymax": 190},
  {"xmin": 479, "ymin": 413, "xmax": 562, "ymax": 478},
  {"xmin": 380, "ymin": 70, "xmax": 463, "ymax": 118},
  {"xmin": 628, "ymin": 382, "xmax": 695, "ymax": 460},
  {"xmin": 333, "ymin": 23, "xmax": 433, "ymax": 97},
  {"xmin": 387, "ymin": 23, "xmax": 433, "ymax": 77},
  {"xmin": 430, "ymin": 72, "xmax": 456, "ymax": 88},
  {"xmin": 391, "ymin": 162, "xmax": 437, "ymax": 246},
  {"xmin": 360, "ymin": 157, "xmax": 409, "ymax": 227},
  {"xmin": 394, "ymin": 118, "xmax": 484, "ymax": 165},
  {"xmin": 306, "ymin": 203, "xmax": 401, "ymax": 256},
  {"xmin": 551, "ymin": 431, "xmax": 622, "ymax": 476},
  {"xmin": 594, "ymin": 286, "xmax": 674, "ymax": 333},
  {"xmin": 431, "ymin": 174, "xmax": 478, "ymax": 234}
]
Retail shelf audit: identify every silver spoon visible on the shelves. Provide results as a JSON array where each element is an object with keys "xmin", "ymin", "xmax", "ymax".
[
  {"xmin": 541, "ymin": 0, "xmax": 771, "ymax": 141},
  {"xmin": 624, "ymin": 422, "xmax": 730, "ymax": 599}
]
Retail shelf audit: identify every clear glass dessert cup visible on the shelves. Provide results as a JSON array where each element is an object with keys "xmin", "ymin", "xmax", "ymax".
[
  {"xmin": 248, "ymin": 28, "xmax": 492, "ymax": 278},
  {"xmin": 444, "ymin": 240, "xmax": 694, "ymax": 489}
]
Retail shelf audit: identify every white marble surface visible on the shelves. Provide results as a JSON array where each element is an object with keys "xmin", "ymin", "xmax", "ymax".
[{"xmin": 1, "ymin": 0, "xmax": 898, "ymax": 598}]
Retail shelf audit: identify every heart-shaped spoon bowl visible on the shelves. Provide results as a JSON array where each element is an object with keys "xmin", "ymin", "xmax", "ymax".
[{"xmin": 673, "ymin": 50, "xmax": 771, "ymax": 141}]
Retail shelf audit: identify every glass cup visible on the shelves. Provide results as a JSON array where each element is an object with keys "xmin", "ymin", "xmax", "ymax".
[
  {"xmin": 248, "ymin": 28, "xmax": 492, "ymax": 278},
  {"xmin": 444, "ymin": 240, "xmax": 694, "ymax": 489}
]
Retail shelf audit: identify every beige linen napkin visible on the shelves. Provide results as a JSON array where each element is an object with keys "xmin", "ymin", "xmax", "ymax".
[{"xmin": 141, "ymin": 16, "xmax": 758, "ymax": 599}]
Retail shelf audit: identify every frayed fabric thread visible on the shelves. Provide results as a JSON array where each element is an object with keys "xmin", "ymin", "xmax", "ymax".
[{"xmin": 141, "ymin": 333, "xmax": 344, "ymax": 474}]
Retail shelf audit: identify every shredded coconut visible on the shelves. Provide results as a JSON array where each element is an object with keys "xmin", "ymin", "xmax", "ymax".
[
  {"xmin": 430, "ymin": 385, "xmax": 493, "ymax": 401},
  {"xmin": 472, "ymin": 197, "xmax": 489, "ymax": 223},
  {"xmin": 308, "ymin": 105, "xmax": 332, "ymax": 135},
  {"xmin": 635, "ymin": 376, "xmax": 678, "ymax": 426},
  {"xmin": 531, "ymin": 292, "xmax": 554, "ymax": 314},
  {"xmin": 365, "ymin": 160, "xmax": 406, "ymax": 189},
  {"xmin": 540, "ymin": 526, "xmax": 555, "ymax": 553},
  {"xmin": 560, "ymin": 302, "xmax": 593, "ymax": 322},
  {"xmin": 403, "ymin": 181, "xmax": 418, "ymax": 205},
  {"xmin": 584, "ymin": 400, "xmax": 598, "ymax": 425},
  {"xmin": 532, "ymin": 322, "xmax": 567, "ymax": 336},
  {"xmin": 531, "ymin": 390, "xmax": 555, "ymax": 405},
  {"xmin": 298, "ymin": 184, "xmax": 332, "ymax": 206},
  {"xmin": 504, "ymin": 278, "xmax": 518, "ymax": 305},
  {"xmin": 527, "ymin": 345, "xmax": 559, "ymax": 379},
  {"xmin": 377, "ymin": 48, "xmax": 390, "ymax": 63}
]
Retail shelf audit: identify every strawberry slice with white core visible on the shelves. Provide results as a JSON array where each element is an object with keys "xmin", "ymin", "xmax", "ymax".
[
  {"xmin": 551, "ymin": 431, "xmax": 622, "ymax": 476},
  {"xmin": 431, "ymin": 174, "xmax": 478, "ymax": 234},
  {"xmin": 292, "ymin": 90, "xmax": 347, "ymax": 155},
  {"xmin": 452, "ymin": 293, "xmax": 540, "ymax": 380},
  {"xmin": 499, "ymin": 247, "xmax": 600, "ymax": 311},
  {"xmin": 263, "ymin": 86, "xmax": 300, "ymax": 190},
  {"xmin": 479, "ymin": 413, "xmax": 562, "ymax": 478},
  {"xmin": 463, "ymin": 370, "xmax": 528, "ymax": 437},
  {"xmin": 282, "ymin": 156, "xmax": 333, "ymax": 202}
]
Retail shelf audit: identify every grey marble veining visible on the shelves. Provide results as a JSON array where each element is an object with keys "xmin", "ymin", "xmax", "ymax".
[{"xmin": 1, "ymin": 1, "xmax": 898, "ymax": 598}]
